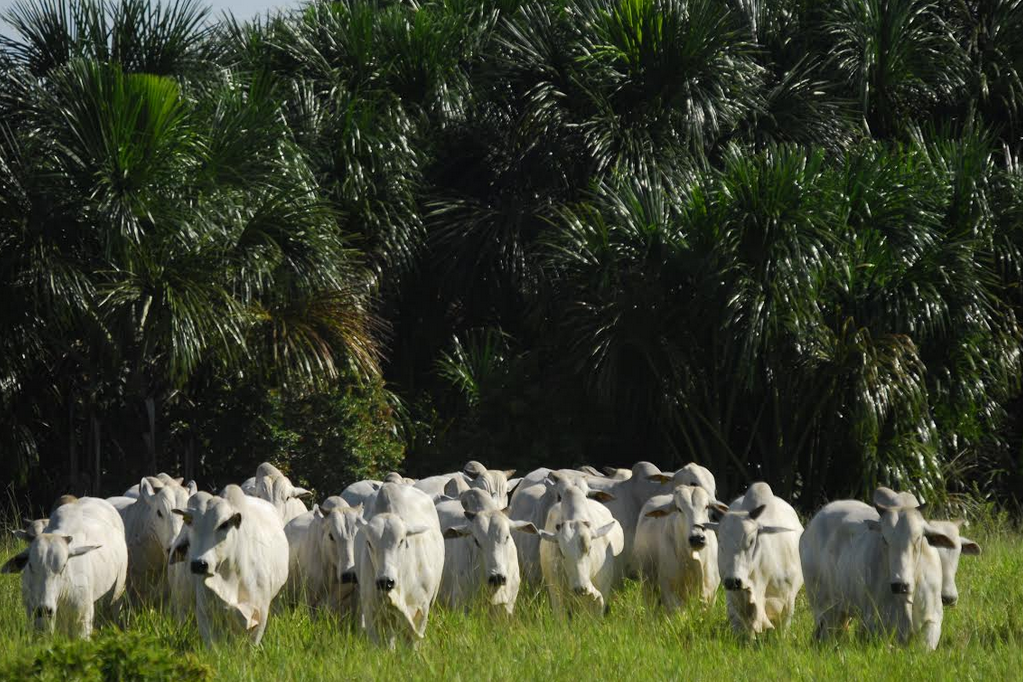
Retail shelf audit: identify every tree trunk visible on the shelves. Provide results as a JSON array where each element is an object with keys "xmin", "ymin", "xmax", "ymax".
[
  {"xmin": 92, "ymin": 414, "xmax": 101, "ymax": 496},
  {"xmin": 68, "ymin": 401, "xmax": 78, "ymax": 492},
  {"xmin": 145, "ymin": 396, "xmax": 157, "ymax": 474},
  {"xmin": 185, "ymin": 434, "xmax": 194, "ymax": 483}
]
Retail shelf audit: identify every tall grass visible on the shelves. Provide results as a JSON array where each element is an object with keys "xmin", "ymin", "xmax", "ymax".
[{"xmin": 1, "ymin": 521, "xmax": 1021, "ymax": 680}]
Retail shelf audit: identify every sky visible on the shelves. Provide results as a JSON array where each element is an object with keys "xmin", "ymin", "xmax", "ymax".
[{"xmin": 0, "ymin": 0, "xmax": 303, "ymax": 38}]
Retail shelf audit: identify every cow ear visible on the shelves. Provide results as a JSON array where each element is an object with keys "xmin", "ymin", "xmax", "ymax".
[
  {"xmin": 709, "ymin": 502, "xmax": 728, "ymax": 522},
  {"xmin": 406, "ymin": 524, "xmax": 431, "ymax": 537},
  {"xmin": 140, "ymin": 478, "xmax": 156, "ymax": 501},
  {"xmin": 292, "ymin": 487, "xmax": 313, "ymax": 499},
  {"xmin": 218, "ymin": 513, "xmax": 242, "ymax": 531},
  {"xmin": 502, "ymin": 469, "xmax": 516, "ymax": 479},
  {"xmin": 588, "ymin": 490, "xmax": 616, "ymax": 503},
  {"xmin": 443, "ymin": 525, "xmax": 470, "ymax": 539},
  {"xmin": 313, "ymin": 504, "xmax": 324, "ymax": 519},
  {"xmin": 511, "ymin": 521, "xmax": 538, "ymax": 535},
  {"xmin": 874, "ymin": 503, "xmax": 895, "ymax": 516},
  {"xmin": 578, "ymin": 465, "xmax": 602, "ymax": 477},
  {"xmin": 12, "ymin": 530, "xmax": 30, "ymax": 541},
  {"xmin": 1, "ymin": 550, "xmax": 29, "ymax": 573},
  {"xmin": 601, "ymin": 467, "xmax": 619, "ymax": 477},
  {"xmin": 748, "ymin": 504, "xmax": 767, "ymax": 520},
  {"xmin": 592, "ymin": 522, "xmax": 617, "ymax": 539},
  {"xmin": 463, "ymin": 511, "xmax": 478, "ymax": 521},
  {"xmin": 864, "ymin": 519, "xmax": 881, "ymax": 532},
  {"xmin": 186, "ymin": 480, "xmax": 198, "ymax": 496},
  {"xmin": 169, "ymin": 539, "xmax": 189, "ymax": 564},
  {"xmin": 758, "ymin": 526, "xmax": 797, "ymax": 535},
  {"xmin": 924, "ymin": 529, "xmax": 956, "ymax": 550},
  {"xmin": 644, "ymin": 505, "xmax": 672, "ymax": 518},
  {"xmin": 173, "ymin": 477, "xmax": 184, "ymax": 485},
  {"xmin": 69, "ymin": 544, "xmax": 101, "ymax": 558},
  {"xmin": 703, "ymin": 521, "xmax": 719, "ymax": 533},
  {"xmin": 647, "ymin": 473, "xmax": 673, "ymax": 484},
  {"xmin": 960, "ymin": 538, "xmax": 981, "ymax": 555},
  {"xmin": 538, "ymin": 529, "xmax": 558, "ymax": 542},
  {"xmin": 173, "ymin": 509, "xmax": 193, "ymax": 525}
]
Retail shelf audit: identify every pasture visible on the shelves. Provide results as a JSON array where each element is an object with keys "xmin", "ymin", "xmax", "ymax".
[{"xmin": 1, "ymin": 517, "xmax": 1020, "ymax": 681}]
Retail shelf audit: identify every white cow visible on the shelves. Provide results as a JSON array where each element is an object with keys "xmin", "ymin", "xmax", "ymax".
[
  {"xmin": 710, "ymin": 482, "xmax": 803, "ymax": 636},
  {"xmin": 806, "ymin": 498, "xmax": 957, "ymax": 654},
  {"xmin": 13, "ymin": 517, "xmax": 48, "ymax": 543},
  {"xmin": 438, "ymin": 490, "xmax": 535, "ymax": 614},
  {"xmin": 2, "ymin": 497, "xmax": 127, "ymax": 639},
  {"xmin": 580, "ymin": 462, "xmax": 673, "ymax": 568},
  {"xmin": 508, "ymin": 469, "xmax": 614, "ymax": 584},
  {"xmin": 636, "ymin": 485, "xmax": 725, "ymax": 610},
  {"xmin": 872, "ymin": 487, "xmax": 982, "ymax": 607},
  {"xmin": 170, "ymin": 485, "xmax": 288, "ymax": 645},
  {"xmin": 123, "ymin": 473, "xmax": 184, "ymax": 499},
  {"xmin": 539, "ymin": 485, "xmax": 625, "ymax": 617},
  {"xmin": 632, "ymin": 463, "xmax": 718, "ymax": 575},
  {"xmin": 167, "ymin": 491, "xmax": 215, "ymax": 622},
  {"xmin": 356, "ymin": 483, "xmax": 444, "ymax": 647},
  {"xmin": 462, "ymin": 462, "xmax": 517, "ymax": 510},
  {"xmin": 248, "ymin": 462, "xmax": 311, "ymax": 524},
  {"xmin": 285, "ymin": 501, "xmax": 363, "ymax": 615},
  {"xmin": 121, "ymin": 476, "xmax": 196, "ymax": 599},
  {"xmin": 341, "ymin": 479, "xmax": 383, "ymax": 508}
]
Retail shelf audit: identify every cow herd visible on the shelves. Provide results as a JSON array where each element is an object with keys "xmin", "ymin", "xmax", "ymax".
[{"xmin": 1, "ymin": 460, "xmax": 982, "ymax": 651}]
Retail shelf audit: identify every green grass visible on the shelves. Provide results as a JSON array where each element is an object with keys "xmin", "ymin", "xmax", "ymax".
[{"xmin": 2, "ymin": 523, "xmax": 1022, "ymax": 681}]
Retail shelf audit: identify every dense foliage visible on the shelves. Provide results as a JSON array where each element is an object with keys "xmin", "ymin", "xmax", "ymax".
[{"xmin": 2, "ymin": 0, "xmax": 1022, "ymax": 510}]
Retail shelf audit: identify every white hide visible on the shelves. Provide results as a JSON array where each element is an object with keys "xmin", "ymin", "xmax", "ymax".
[
  {"xmin": 356, "ymin": 483, "xmax": 444, "ymax": 647},
  {"xmin": 712, "ymin": 482, "xmax": 803, "ymax": 636},
  {"xmin": 121, "ymin": 476, "xmax": 195, "ymax": 599},
  {"xmin": 437, "ymin": 491, "xmax": 534, "ymax": 615},
  {"xmin": 801, "ymin": 496, "xmax": 960, "ymax": 649},
  {"xmin": 539, "ymin": 486, "xmax": 625, "ymax": 617},
  {"xmin": 636, "ymin": 485, "xmax": 724, "ymax": 610},
  {"xmin": 285, "ymin": 501, "xmax": 363, "ymax": 615},
  {"xmin": 170, "ymin": 485, "xmax": 288, "ymax": 646},
  {"xmin": 248, "ymin": 462, "xmax": 311, "ymax": 525},
  {"xmin": 872, "ymin": 487, "xmax": 982, "ymax": 607},
  {"xmin": 1, "ymin": 497, "xmax": 127, "ymax": 639},
  {"xmin": 632, "ymin": 462, "xmax": 718, "ymax": 575},
  {"xmin": 341, "ymin": 480, "xmax": 383, "ymax": 509}
]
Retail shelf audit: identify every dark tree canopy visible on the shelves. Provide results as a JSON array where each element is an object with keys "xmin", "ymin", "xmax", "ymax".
[{"xmin": 1, "ymin": 0, "xmax": 1022, "ymax": 512}]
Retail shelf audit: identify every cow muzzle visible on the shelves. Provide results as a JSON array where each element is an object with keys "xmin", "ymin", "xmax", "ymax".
[
  {"xmin": 190, "ymin": 559, "xmax": 210, "ymax": 576},
  {"xmin": 376, "ymin": 577, "xmax": 396, "ymax": 592},
  {"xmin": 890, "ymin": 582, "xmax": 910, "ymax": 595},
  {"xmin": 942, "ymin": 595, "xmax": 957, "ymax": 606},
  {"xmin": 33, "ymin": 606, "xmax": 54, "ymax": 619},
  {"xmin": 688, "ymin": 534, "xmax": 706, "ymax": 549},
  {"xmin": 723, "ymin": 577, "xmax": 744, "ymax": 591},
  {"xmin": 488, "ymin": 573, "xmax": 508, "ymax": 587},
  {"xmin": 341, "ymin": 571, "xmax": 358, "ymax": 585}
]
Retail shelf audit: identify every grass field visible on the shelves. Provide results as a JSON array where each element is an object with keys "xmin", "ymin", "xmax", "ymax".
[{"xmin": 1, "ymin": 521, "xmax": 1022, "ymax": 681}]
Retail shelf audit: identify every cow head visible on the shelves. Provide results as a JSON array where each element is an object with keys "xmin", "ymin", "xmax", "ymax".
[
  {"xmin": 138, "ymin": 477, "xmax": 195, "ymax": 553},
  {"xmin": 646, "ymin": 485, "xmax": 727, "ymax": 552},
  {"xmin": 1, "ymin": 534, "xmax": 100, "ymax": 633},
  {"xmin": 865, "ymin": 505, "xmax": 956, "ymax": 601},
  {"xmin": 710, "ymin": 504, "xmax": 796, "ymax": 595},
  {"xmin": 538, "ymin": 517, "xmax": 617, "ymax": 599},
  {"xmin": 316, "ymin": 504, "xmax": 363, "ymax": 587},
  {"xmin": 467, "ymin": 468, "xmax": 517, "ymax": 510},
  {"xmin": 173, "ymin": 488, "xmax": 246, "ymax": 579},
  {"xmin": 358, "ymin": 513, "xmax": 431, "ymax": 596},
  {"xmin": 444, "ymin": 508, "xmax": 535, "ymax": 613},
  {"xmin": 13, "ymin": 518, "xmax": 48, "ymax": 543}
]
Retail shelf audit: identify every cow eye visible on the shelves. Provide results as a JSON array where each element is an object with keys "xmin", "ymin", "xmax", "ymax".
[
  {"xmin": 473, "ymin": 538, "xmax": 481, "ymax": 548},
  {"xmin": 328, "ymin": 533, "xmax": 335, "ymax": 542},
  {"xmin": 156, "ymin": 510, "xmax": 163, "ymax": 518}
]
